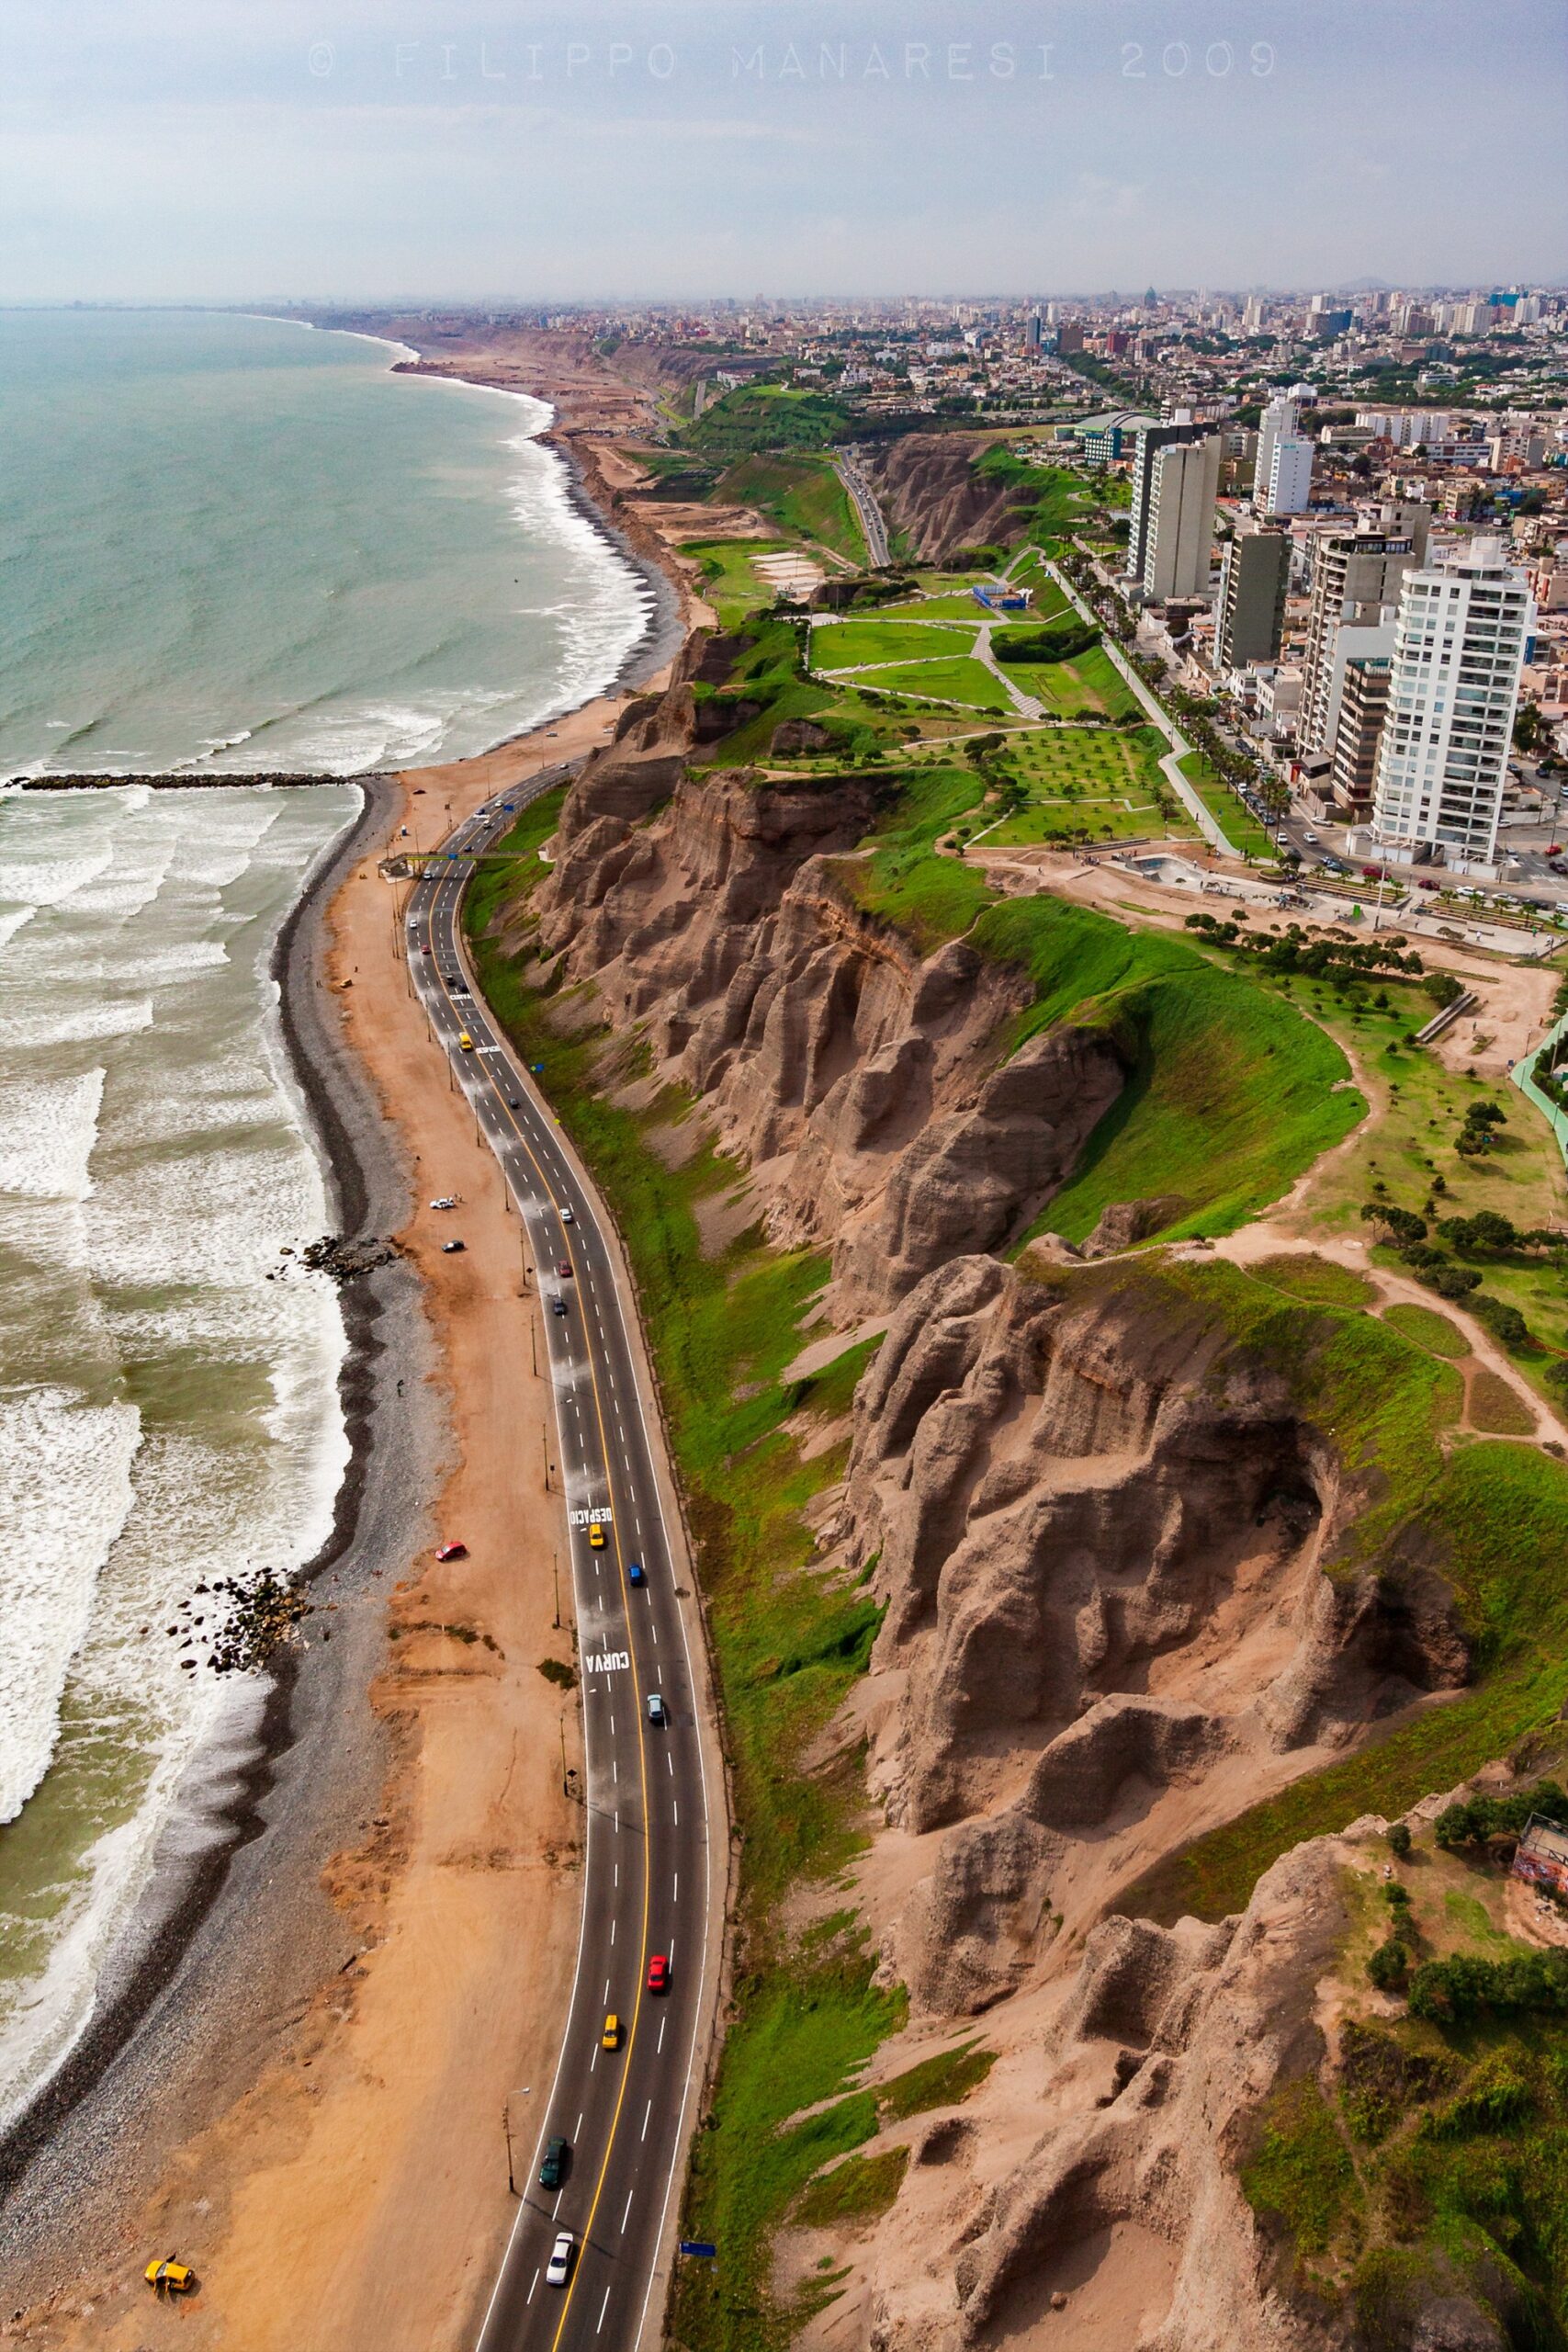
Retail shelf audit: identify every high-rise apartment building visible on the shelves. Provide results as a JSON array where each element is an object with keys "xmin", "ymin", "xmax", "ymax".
[
  {"xmin": 1143, "ymin": 435, "xmax": 1221, "ymax": 604},
  {"xmin": 1252, "ymin": 397, "xmax": 1296, "ymax": 503},
  {"xmin": 1126, "ymin": 415, "xmax": 1205, "ymax": 584},
  {"xmin": 1260, "ymin": 429, "xmax": 1314, "ymax": 516},
  {"xmin": 1370, "ymin": 541, "xmax": 1534, "ymax": 867},
  {"xmin": 1216, "ymin": 526, "xmax": 1290, "ymax": 669},
  {"xmin": 1330, "ymin": 655, "xmax": 1393, "ymax": 820},
  {"xmin": 1298, "ymin": 506, "xmax": 1431, "ymax": 758}
]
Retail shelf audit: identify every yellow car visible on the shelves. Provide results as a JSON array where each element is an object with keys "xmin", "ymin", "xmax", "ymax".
[
  {"xmin": 589, "ymin": 1523, "xmax": 606, "ymax": 1550},
  {"xmin": 145, "ymin": 2259, "xmax": 194, "ymax": 2295},
  {"xmin": 457, "ymin": 1032, "xmax": 475, "ymax": 1051},
  {"xmin": 603, "ymin": 2012, "xmax": 621, "ymax": 2051}
]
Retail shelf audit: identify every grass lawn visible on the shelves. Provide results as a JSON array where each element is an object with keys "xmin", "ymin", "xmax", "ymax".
[
  {"xmin": 1005, "ymin": 643, "xmax": 1139, "ymax": 720},
  {"xmin": 851, "ymin": 658, "xmax": 1013, "ymax": 713},
  {"xmin": 840, "ymin": 767, "xmax": 1363, "ymax": 1238},
  {"xmin": 681, "ymin": 537, "xmax": 797, "ymax": 628},
  {"xmin": 875, "ymin": 592, "xmax": 998, "ymax": 621},
  {"xmin": 811, "ymin": 617, "xmax": 977, "ymax": 670},
  {"xmin": 1177, "ymin": 752, "xmax": 1275, "ymax": 859},
  {"xmin": 716, "ymin": 452, "xmax": 865, "ymax": 563},
  {"xmin": 984, "ymin": 727, "xmax": 1186, "ymax": 846}
]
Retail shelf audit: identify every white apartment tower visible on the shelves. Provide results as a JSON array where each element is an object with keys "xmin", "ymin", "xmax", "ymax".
[
  {"xmin": 1252, "ymin": 397, "xmax": 1294, "ymax": 500},
  {"xmin": 1261, "ymin": 429, "xmax": 1314, "ymax": 515},
  {"xmin": 1370, "ymin": 541, "xmax": 1534, "ymax": 869},
  {"xmin": 1142, "ymin": 434, "xmax": 1221, "ymax": 603}
]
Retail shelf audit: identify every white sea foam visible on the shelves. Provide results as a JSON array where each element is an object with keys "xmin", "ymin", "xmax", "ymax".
[
  {"xmin": 0, "ymin": 782, "xmax": 355, "ymax": 2132},
  {"xmin": 0, "ymin": 1389, "xmax": 141, "ymax": 1822},
  {"xmin": 0, "ymin": 1069, "xmax": 105, "ymax": 1200}
]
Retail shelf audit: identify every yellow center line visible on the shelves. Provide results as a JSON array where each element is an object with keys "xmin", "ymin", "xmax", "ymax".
[{"xmin": 423, "ymin": 853, "xmax": 660, "ymax": 2346}]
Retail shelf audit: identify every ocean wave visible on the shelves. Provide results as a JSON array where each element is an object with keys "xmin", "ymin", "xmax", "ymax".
[
  {"xmin": 0, "ymin": 1069, "xmax": 105, "ymax": 1202},
  {"xmin": 0, "ymin": 1388, "xmax": 142, "ymax": 1823}
]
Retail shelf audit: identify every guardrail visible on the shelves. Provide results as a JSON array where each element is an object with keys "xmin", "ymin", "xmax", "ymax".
[{"xmin": 1513, "ymin": 1012, "xmax": 1568, "ymax": 1169}]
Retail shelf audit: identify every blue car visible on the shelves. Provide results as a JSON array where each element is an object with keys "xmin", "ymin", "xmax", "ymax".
[{"xmin": 627, "ymin": 1560, "xmax": 646, "ymax": 1587}]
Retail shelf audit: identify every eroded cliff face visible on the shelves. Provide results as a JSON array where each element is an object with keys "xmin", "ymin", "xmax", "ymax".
[
  {"xmin": 859, "ymin": 433, "xmax": 1024, "ymax": 561},
  {"xmin": 831, "ymin": 1255, "xmax": 1467, "ymax": 2018},
  {"xmin": 790, "ymin": 1839, "xmax": 1352, "ymax": 2352},
  {"xmin": 531, "ymin": 731, "xmax": 1126, "ymax": 1314},
  {"xmin": 509, "ymin": 727, "xmax": 1471, "ymax": 2352}
]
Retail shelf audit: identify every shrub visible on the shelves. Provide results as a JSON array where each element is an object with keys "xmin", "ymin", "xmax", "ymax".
[
  {"xmin": 1368, "ymin": 1935, "xmax": 1411, "ymax": 1993},
  {"xmin": 1387, "ymin": 1821, "xmax": 1413, "ymax": 1860}
]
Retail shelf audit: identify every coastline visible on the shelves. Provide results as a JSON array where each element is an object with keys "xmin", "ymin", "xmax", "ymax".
[{"xmin": 1, "ymin": 379, "xmax": 701, "ymax": 2345}]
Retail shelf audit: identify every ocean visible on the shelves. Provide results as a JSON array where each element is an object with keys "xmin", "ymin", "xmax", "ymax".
[
  {"xmin": 0, "ymin": 310, "xmax": 652, "ymax": 779},
  {"xmin": 0, "ymin": 311, "xmax": 649, "ymax": 2132}
]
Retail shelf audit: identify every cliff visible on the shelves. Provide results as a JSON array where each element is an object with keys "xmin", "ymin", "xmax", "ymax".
[
  {"xmin": 858, "ymin": 433, "xmax": 1024, "ymax": 561},
  {"xmin": 531, "ymin": 717, "xmax": 1128, "ymax": 1316}
]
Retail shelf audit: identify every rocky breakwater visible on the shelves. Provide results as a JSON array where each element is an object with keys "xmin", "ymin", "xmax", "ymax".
[{"xmin": 530, "ymin": 708, "xmax": 1125, "ymax": 1315}]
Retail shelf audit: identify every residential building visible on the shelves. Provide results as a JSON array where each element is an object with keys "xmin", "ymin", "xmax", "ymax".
[
  {"xmin": 1252, "ymin": 397, "xmax": 1297, "ymax": 503},
  {"xmin": 1126, "ymin": 414, "xmax": 1205, "ymax": 583},
  {"xmin": 1216, "ymin": 526, "xmax": 1290, "ymax": 667},
  {"xmin": 1370, "ymin": 540, "xmax": 1535, "ymax": 867},
  {"xmin": 1330, "ymin": 654, "xmax": 1393, "ymax": 820},
  {"xmin": 1298, "ymin": 505, "xmax": 1431, "ymax": 758},
  {"xmin": 1260, "ymin": 428, "xmax": 1314, "ymax": 516},
  {"xmin": 1143, "ymin": 434, "xmax": 1221, "ymax": 603}
]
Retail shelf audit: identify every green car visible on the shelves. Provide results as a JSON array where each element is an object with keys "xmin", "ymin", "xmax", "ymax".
[{"xmin": 539, "ymin": 2136, "xmax": 570, "ymax": 2190}]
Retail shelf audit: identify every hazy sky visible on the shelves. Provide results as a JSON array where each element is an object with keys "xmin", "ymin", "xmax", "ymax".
[{"xmin": 1, "ymin": 0, "xmax": 1562, "ymax": 301}]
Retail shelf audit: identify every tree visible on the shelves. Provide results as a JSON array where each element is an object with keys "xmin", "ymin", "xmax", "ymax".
[
  {"xmin": 1361, "ymin": 1203, "xmax": 1427, "ymax": 1248},
  {"xmin": 1387, "ymin": 1822, "xmax": 1413, "ymax": 1860}
]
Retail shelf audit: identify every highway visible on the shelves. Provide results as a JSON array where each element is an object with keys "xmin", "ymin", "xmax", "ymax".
[
  {"xmin": 835, "ymin": 448, "xmax": 891, "ymax": 568},
  {"xmin": 404, "ymin": 792, "xmax": 716, "ymax": 2352}
]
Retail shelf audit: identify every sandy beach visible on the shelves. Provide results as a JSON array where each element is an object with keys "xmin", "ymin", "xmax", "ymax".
[{"xmin": 0, "ymin": 380, "xmax": 698, "ymax": 2347}]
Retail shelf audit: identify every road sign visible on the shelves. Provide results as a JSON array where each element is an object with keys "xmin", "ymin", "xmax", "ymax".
[{"xmin": 679, "ymin": 2242, "xmax": 717, "ymax": 2259}]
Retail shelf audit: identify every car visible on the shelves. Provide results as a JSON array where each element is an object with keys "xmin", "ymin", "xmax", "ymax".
[
  {"xmin": 558, "ymin": 1260, "xmax": 572, "ymax": 1279},
  {"xmin": 539, "ymin": 2137, "xmax": 570, "ymax": 2190},
  {"xmin": 420, "ymin": 943, "xmax": 432, "ymax": 956},
  {"xmin": 647, "ymin": 1952, "xmax": 671, "ymax": 1995},
  {"xmin": 550, "ymin": 1293, "xmax": 568, "ymax": 1317},
  {"xmin": 442, "ymin": 1238, "xmax": 466, "ymax": 1254},
  {"xmin": 458, "ymin": 1033, "xmax": 475, "ymax": 1051},
  {"xmin": 1303, "ymin": 831, "xmax": 1320, "ymax": 844},
  {"xmin": 435, "ymin": 1541, "xmax": 468, "ymax": 1563},
  {"xmin": 507, "ymin": 1095, "xmax": 520, "ymax": 1108},
  {"xmin": 144, "ymin": 2260, "xmax": 194, "ymax": 2296},
  {"xmin": 545, "ymin": 2232, "xmax": 575, "ymax": 2289},
  {"xmin": 627, "ymin": 1560, "xmax": 646, "ymax": 1587},
  {"xmin": 646, "ymin": 1691, "xmax": 668, "ymax": 1725},
  {"xmin": 589, "ymin": 1523, "xmax": 606, "ymax": 1550},
  {"xmin": 603, "ymin": 2012, "xmax": 621, "ymax": 2050},
  {"xmin": 561, "ymin": 1206, "xmax": 574, "ymax": 1226},
  {"xmin": 446, "ymin": 974, "xmax": 461, "ymax": 987},
  {"xmin": 453, "ymin": 979, "xmax": 470, "ymax": 994},
  {"xmin": 430, "ymin": 1195, "xmax": 458, "ymax": 1211}
]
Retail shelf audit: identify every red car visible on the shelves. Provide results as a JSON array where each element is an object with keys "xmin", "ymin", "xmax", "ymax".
[
  {"xmin": 435, "ymin": 1542, "xmax": 468, "ymax": 1563},
  {"xmin": 558, "ymin": 1260, "xmax": 572, "ymax": 1279},
  {"xmin": 646, "ymin": 1953, "xmax": 671, "ymax": 1996}
]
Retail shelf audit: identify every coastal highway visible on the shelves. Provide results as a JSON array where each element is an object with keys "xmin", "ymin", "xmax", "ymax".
[
  {"xmin": 835, "ymin": 448, "xmax": 891, "ymax": 568},
  {"xmin": 404, "ymin": 797, "xmax": 716, "ymax": 2352}
]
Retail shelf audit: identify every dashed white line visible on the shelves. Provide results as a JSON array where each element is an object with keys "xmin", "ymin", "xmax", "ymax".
[
  {"xmin": 597, "ymin": 2285, "xmax": 612, "ymax": 2335},
  {"xmin": 641, "ymin": 2099, "xmax": 652, "ymax": 2143},
  {"xmin": 621, "ymin": 2189, "xmax": 634, "ymax": 2234}
]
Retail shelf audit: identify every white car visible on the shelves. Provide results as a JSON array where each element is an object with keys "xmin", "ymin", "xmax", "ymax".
[
  {"xmin": 1303, "ymin": 831, "xmax": 1320, "ymax": 844},
  {"xmin": 561, "ymin": 1205, "xmax": 575, "ymax": 1226},
  {"xmin": 430, "ymin": 1196, "xmax": 458, "ymax": 1211},
  {"xmin": 546, "ymin": 2232, "xmax": 575, "ymax": 2288}
]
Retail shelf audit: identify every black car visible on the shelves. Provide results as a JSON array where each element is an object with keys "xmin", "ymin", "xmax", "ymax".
[
  {"xmin": 442, "ymin": 1239, "xmax": 466, "ymax": 1254},
  {"xmin": 539, "ymin": 2136, "xmax": 570, "ymax": 2190},
  {"xmin": 550, "ymin": 1292, "xmax": 568, "ymax": 1317}
]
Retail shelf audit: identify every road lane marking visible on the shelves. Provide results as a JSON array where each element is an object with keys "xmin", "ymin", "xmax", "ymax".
[
  {"xmin": 622, "ymin": 2189, "xmax": 635, "ymax": 2233},
  {"xmin": 641, "ymin": 2100, "xmax": 651, "ymax": 2142},
  {"xmin": 597, "ymin": 2286, "xmax": 612, "ymax": 2335},
  {"xmin": 657, "ymin": 2014, "xmax": 667, "ymax": 2052},
  {"xmin": 527, "ymin": 2269, "xmax": 539, "ymax": 2304}
]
